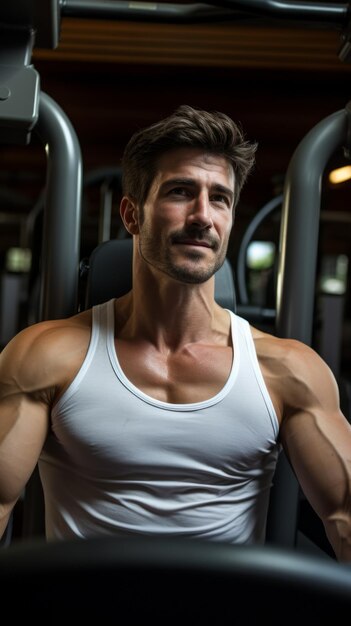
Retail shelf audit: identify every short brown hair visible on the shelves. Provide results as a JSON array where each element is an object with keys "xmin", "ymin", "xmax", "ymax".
[{"xmin": 121, "ymin": 105, "xmax": 257, "ymax": 209}]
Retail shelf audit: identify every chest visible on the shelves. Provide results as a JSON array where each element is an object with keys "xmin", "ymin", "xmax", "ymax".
[
  {"xmin": 49, "ymin": 370, "xmax": 278, "ymax": 479},
  {"xmin": 48, "ymin": 320, "xmax": 280, "ymax": 476},
  {"xmin": 115, "ymin": 340, "xmax": 234, "ymax": 404}
]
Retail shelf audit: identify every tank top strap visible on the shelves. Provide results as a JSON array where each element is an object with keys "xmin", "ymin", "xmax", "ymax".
[{"xmin": 234, "ymin": 313, "xmax": 280, "ymax": 439}]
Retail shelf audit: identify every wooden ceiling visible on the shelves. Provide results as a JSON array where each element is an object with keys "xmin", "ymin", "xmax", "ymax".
[{"xmin": 33, "ymin": 16, "xmax": 349, "ymax": 71}]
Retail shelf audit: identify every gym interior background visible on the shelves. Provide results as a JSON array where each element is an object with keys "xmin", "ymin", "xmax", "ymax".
[
  {"xmin": 0, "ymin": 13, "xmax": 350, "ymax": 399},
  {"xmin": 1, "ymin": 0, "xmax": 351, "ymax": 573}
]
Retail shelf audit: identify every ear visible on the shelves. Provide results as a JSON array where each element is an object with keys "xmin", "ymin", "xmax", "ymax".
[{"xmin": 120, "ymin": 196, "xmax": 139, "ymax": 235}]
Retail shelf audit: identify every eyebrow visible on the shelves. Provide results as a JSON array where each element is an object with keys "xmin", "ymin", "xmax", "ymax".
[{"xmin": 161, "ymin": 178, "xmax": 235, "ymax": 203}]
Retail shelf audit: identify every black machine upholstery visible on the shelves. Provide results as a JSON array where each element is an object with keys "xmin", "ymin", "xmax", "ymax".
[{"xmin": 0, "ymin": 535, "xmax": 350, "ymax": 621}]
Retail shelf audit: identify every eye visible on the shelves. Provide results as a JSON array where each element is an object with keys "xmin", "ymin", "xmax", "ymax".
[
  {"xmin": 168, "ymin": 187, "xmax": 191, "ymax": 198},
  {"xmin": 211, "ymin": 194, "xmax": 231, "ymax": 208}
]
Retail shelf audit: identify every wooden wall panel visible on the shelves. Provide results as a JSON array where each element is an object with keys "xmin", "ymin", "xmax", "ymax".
[{"xmin": 32, "ymin": 18, "xmax": 350, "ymax": 72}]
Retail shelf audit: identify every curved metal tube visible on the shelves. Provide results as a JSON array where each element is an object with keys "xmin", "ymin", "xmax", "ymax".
[
  {"xmin": 60, "ymin": 0, "xmax": 349, "ymax": 28},
  {"xmin": 35, "ymin": 91, "xmax": 82, "ymax": 320},
  {"xmin": 237, "ymin": 193, "xmax": 283, "ymax": 305},
  {"xmin": 276, "ymin": 107, "xmax": 349, "ymax": 344}
]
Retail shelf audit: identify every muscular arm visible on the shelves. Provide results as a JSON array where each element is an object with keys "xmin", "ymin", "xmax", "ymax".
[
  {"xmin": 0, "ymin": 325, "xmax": 52, "ymax": 538},
  {"xmin": 0, "ymin": 312, "xmax": 91, "ymax": 540},
  {"xmin": 278, "ymin": 341, "xmax": 351, "ymax": 562}
]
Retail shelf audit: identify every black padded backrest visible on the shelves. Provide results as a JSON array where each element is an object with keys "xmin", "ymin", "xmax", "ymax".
[
  {"xmin": 84, "ymin": 238, "xmax": 236, "ymax": 311},
  {"xmin": 84, "ymin": 239, "xmax": 133, "ymax": 309},
  {"xmin": 1, "ymin": 536, "xmax": 350, "ymax": 621}
]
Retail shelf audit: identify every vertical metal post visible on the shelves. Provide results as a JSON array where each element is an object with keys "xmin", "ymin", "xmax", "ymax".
[
  {"xmin": 35, "ymin": 91, "xmax": 82, "ymax": 320},
  {"xmin": 98, "ymin": 179, "xmax": 114, "ymax": 243},
  {"xmin": 277, "ymin": 108, "xmax": 348, "ymax": 342},
  {"xmin": 267, "ymin": 107, "xmax": 349, "ymax": 549}
]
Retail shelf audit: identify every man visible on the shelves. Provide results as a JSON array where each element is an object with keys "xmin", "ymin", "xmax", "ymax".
[{"xmin": 0, "ymin": 105, "xmax": 350, "ymax": 561}]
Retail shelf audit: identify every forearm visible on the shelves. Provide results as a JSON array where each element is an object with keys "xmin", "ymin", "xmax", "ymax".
[{"xmin": 324, "ymin": 513, "xmax": 351, "ymax": 563}]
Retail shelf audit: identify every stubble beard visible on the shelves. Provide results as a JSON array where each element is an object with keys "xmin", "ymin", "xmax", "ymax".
[{"xmin": 138, "ymin": 227, "xmax": 228, "ymax": 285}]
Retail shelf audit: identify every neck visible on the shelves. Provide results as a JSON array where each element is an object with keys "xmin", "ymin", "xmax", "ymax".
[{"xmin": 117, "ymin": 263, "xmax": 224, "ymax": 351}]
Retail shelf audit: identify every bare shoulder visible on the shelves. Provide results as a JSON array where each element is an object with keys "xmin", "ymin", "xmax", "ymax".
[
  {"xmin": 251, "ymin": 325, "xmax": 320, "ymax": 370},
  {"xmin": 0, "ymin": 309, "xmax": 93, "ymax": 396},
  {"xmin": 250, "ymin": 326, "xmax": 340, "ymax": 416}
]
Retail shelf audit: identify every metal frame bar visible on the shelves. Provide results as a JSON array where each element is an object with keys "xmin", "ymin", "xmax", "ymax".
[
  {"xmin": 35, "ymin": 92, "xmax": 82, "ymax": 321},
  {"xmin": 60, "ymin": 0, "xmax": 350, "ymax": 28},
  {"xmin": 277, "ymin": 108, "xmax": 349, "ymax": 344},
  {"xmin": 266, "ymin": 107, "xmax": 350, "ymax": 549}
]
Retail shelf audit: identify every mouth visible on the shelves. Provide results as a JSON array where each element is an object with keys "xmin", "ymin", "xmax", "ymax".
[{"xmin": 174, "ymin": 239, "xmax": 212, "ymax": 249}]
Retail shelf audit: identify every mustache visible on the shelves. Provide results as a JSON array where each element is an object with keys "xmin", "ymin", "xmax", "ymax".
[{"xmin": 170, "ymin": 228, "xmax": 220, "ymax": 250}]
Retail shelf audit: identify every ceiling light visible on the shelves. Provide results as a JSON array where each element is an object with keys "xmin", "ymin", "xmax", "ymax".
[{"xmin": 328, "ymin": 165, "xmax": 351, "ymax": 184}]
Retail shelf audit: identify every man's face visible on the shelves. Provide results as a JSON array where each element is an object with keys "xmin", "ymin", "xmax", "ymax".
[{"xmin": 136, "ymin": 147, "xmax": 235, "ymax": 284}]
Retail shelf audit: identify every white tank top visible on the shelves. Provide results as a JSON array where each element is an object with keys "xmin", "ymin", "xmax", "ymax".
[{"xmin": 39, "ymin": 299, "xmax": 280, "ymax": 543}]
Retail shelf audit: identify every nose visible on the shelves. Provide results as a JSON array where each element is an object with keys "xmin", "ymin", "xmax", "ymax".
[{"xmin": 186, "ymin": 192, "xmax": 213, "ymax": 230}]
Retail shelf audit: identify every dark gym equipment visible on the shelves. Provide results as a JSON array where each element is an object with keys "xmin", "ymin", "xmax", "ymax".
[{"xmin": 0, "ymin": 535, "xmax": 350, "ymax": 622}]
